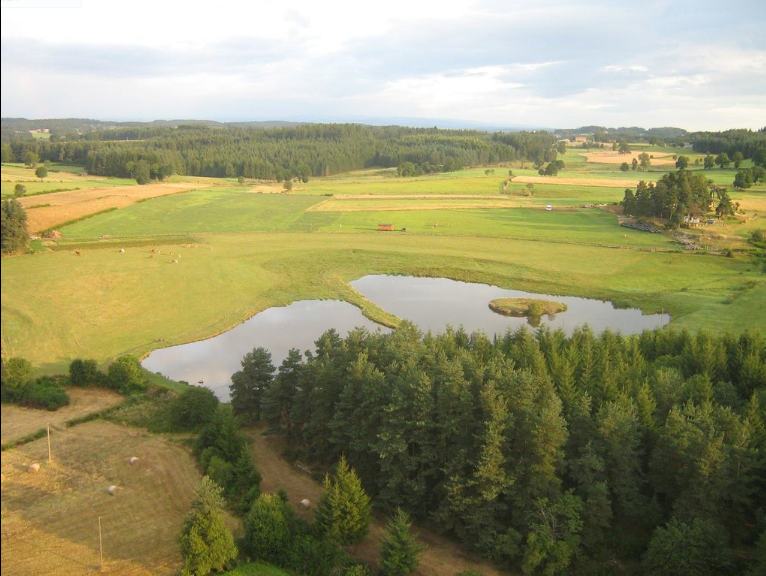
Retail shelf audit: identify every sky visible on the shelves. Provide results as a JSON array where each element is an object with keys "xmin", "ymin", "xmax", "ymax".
[{"xmin": 1, "ymin": 0, "xmax": 765, "ymax": 131}]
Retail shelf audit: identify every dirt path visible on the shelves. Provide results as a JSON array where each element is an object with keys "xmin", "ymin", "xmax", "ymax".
[{"xmin": 248, "ymin": 426, "xmax": 505, "ymax": 576}]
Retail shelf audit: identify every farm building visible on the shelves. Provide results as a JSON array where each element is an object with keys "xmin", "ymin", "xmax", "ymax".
[{"xmin": 377, "ymin": 223, "xmax": 395, "ymax": 231}]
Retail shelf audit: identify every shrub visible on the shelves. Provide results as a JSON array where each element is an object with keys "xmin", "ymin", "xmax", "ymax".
[
  {"xmin": 171, "ymin": 386, "xmax": 219, "ymax": 431},
  {"xmin": 2, "ymin": 357, "xmax": 34, "ymax": 396},
  {"xmin": 69, "ymin": 358, "xmax": 104, "ymax": 387},
  {"xmin": 20, "ymin": 377, "xmax": 70, "ymax": 410},
  {"xmin": 107, "ymin": 355, "xmax": 146, "ymax": 394}
]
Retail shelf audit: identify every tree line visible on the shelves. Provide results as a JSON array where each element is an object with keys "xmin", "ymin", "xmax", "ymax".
[
  {"xmin": 228, "ymin": 324, "xmax": 765, "ymax": 575},
  {"xmin": 0, "ymin": 124, "xmax": 552, "ymax": 182}
]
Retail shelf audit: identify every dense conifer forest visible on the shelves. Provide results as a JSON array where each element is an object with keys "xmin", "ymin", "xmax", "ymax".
[
  {"xmin": 230, "ymin": 324, "xmax": 766, "ymax": 575},
  {"xmin": 2, "ymin": 120, "xmax": 763, "ymax": 183}
]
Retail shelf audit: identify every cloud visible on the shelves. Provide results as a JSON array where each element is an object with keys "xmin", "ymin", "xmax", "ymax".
[{"xmin": 1, "ymin": 0, "xmax": 764, "ymax": 129}]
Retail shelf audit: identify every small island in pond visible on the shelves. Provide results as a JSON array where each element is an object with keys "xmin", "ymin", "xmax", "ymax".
[{"xmin": 489, "ymin": 297, "xmax": 568, "ymax": 318}]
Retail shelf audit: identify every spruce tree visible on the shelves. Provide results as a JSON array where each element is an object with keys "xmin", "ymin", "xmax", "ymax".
[
  {"xmin": 380, "ymin": 508, "xmax": 424, "ymax": 576},
  {"xmin": 179, "ymin": 476, "xmax": 237, "ymax": 576},
  {"xmin": 230, "ymin": 347, "xmax": 275, "ymax": 422},
  {"xmin": 315, "ymin": 455, "xmax": 372, "ymax": 544}
]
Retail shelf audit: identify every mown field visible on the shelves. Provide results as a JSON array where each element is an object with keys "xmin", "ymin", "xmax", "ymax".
[
  {"xmin": 2, "ymin": 149, "xmax": 765, "ymax": 375},
  {"xmin": 1, "ymin": 420, "xmax": 212, "ymax": 576}
]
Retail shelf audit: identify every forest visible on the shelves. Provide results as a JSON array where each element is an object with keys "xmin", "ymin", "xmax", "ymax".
[
  {"xmin": 0, "ymin": 124, "xmax": 526, "ymax": 180},
  {"xmin": 2, "ymin": 121, "xmax": 764, "ymax": 183},
  {"xmin": 226, "ymin": 323, "xmax": 766, "ymax": 575}
]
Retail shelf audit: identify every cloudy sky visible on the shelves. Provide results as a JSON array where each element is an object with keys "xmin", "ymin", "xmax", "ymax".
[{"xmin": 1, "ymin": 0, "xmax": 764, "ymax": 130}]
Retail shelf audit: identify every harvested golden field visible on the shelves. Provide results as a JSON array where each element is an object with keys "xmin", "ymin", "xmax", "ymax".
[
  {"xmin": 1, "ymin": 388, "xmax": 124, "ymax": 445},
  {"xmin": 512, "ymin": 175, "xmax": 642, "ymax": 188},
  {"xmin": 577, "ymin": 150, "xmax": 678, "ymax": 165},
  {"xmin": 248, "ymin": 425, "xmax": 502, "ymax": 576},
  {"xmin": 18, "ymin": 183, "xmax": 204, "ymax": 234},
  {"xmin": 1, "ymin": 420, "xmax": 205, "ymax": 576}
]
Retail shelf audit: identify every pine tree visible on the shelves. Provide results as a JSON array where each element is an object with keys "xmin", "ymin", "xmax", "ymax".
[
  {"xmin": 380, "ymin": 508, "xmax": 424, "ymax": 576},
  {"xmin": 230, "ymin": 347, "xmax": 275, "ymax": 423},
  {"xmin": 315, "ymin": 455, "xmax": 372, "ymax": 544},
  {"xmin": 179, "ymin": 476, "xmax": 237, "ymax": 576},
  {"xmin": 244, "ymin": 493, "xmax": 293, "ymax": 564}
]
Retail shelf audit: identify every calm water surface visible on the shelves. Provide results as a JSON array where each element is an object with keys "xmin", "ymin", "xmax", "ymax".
[
  {"xmin": 143, "ymin": 275, "xmax": 668, "ymax": 399},
  {"xmin": 142, "ymin": 300, "xmax": 389, "ymax": 400},
  {"xmin": 350, "ymin": 275, "xmax": 669, "ymax": 337}
]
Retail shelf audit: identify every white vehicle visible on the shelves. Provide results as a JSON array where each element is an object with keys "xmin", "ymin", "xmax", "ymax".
[{"xmin": 545, "ymin": 204, "xmax": 553, "ymax": 211}]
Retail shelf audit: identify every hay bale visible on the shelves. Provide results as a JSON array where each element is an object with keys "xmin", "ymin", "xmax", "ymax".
[
  {"xmin": 300, "ymin": 499, "xmax": 311, "ymax": 509},
  {"xmin": 107, "ymin": 485, "xmax": 117, "ymax": 496},
  {"xmin": 27, "ymin": 463, "xmax": 40, "ymax": 474},
  {"xmin": 129, "ymin": 457, "xmax": 139, "ymax": 465}
]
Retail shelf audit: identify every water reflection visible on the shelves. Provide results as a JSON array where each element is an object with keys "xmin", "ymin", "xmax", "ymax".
[{"xmin": 143, "ymin": 275, "xmax": 668, "ymax": 400}]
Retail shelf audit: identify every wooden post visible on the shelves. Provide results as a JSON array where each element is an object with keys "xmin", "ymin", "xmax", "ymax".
[
  {"xmin": 47, "ymin": 423, "xmax": 52, "ymax": 463},
  {"xmin": 98, "ymin": 516, "xmax": 104, "ymax": 570}
]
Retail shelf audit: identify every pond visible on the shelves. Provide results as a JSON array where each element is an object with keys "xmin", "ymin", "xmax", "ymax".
[
  {"xmin": 142, "ymin": 275, "xmax": 668, "ymax": 399},
  {"xmin": 350, "ymin": 275, "xmax": 669, "ymax": 337},
  {"xmin": 142, "ymin": 300, "xmax": 390, "ymax": 400}
]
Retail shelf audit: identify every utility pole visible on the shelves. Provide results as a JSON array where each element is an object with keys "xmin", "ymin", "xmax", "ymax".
[{"xmin": 98, "ymin": 516, "xmax": 104, "ymax": 570}]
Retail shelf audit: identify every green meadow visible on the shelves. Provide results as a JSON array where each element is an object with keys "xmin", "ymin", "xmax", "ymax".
[{"xmin": 2, "ymin": 156, "xmax": 765, "ymax": 374}]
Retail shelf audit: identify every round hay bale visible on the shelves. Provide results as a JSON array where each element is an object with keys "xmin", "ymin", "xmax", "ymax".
[
  {"xmin": 107, "ymin": 485, "xmax": 117, "ymax": 496},
  {"xmin": 300, "ymin": 499, "xmax": 311, "ymax": 510},
  {"xmin": 128, "ymin": 457, "xmax": 139, "ymax": 465},
  {"xmin": 27, "ymin": 463, "xmax": 40, "ymax": 474}
]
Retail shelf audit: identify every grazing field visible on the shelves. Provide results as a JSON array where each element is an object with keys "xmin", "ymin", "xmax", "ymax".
[
  {"xmin": 0, "ymin": 420, "xmax": 210, "ymax": 576},
  {"xmin": 60, "ymin": 188, "xmax": 325, "ymax": 237},
  {"xmin": 17, "ymin": 182, "xmax": 207, "ymax": 233},
  {"xmin": 2, "ymin": 159, "xmax": 765, "ymax": 375},
  {"xmin": 3, "ymin": 227, "xmax": 764, "ymax": 373},
  {"xmin": 249, "ymin": 425, "xmax": 502, "ymax": 576},
  {"xmin": 1, "ymin": 388, "xmax": 124, "ymax": 445}
]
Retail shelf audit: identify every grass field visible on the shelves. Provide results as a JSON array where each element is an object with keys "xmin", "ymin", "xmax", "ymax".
[
  {"xmin": 17, "ymin": 182, "xmax": 208, "ymax": 233},
  {"xmin": 0, "ymin": 420, "xmax": 214, "ymax": 575},
  {"xmin": 1, "ymin": 388, "xmax": 124, "ymax": 445},
  {"xmin": 2, "ymin": 159, "xmax": 765, "ymax": 375}
]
